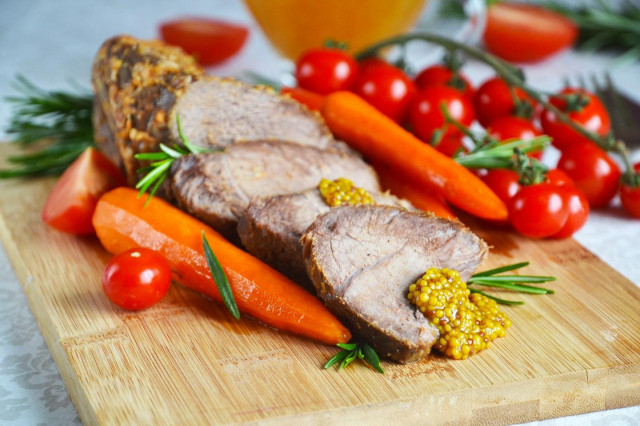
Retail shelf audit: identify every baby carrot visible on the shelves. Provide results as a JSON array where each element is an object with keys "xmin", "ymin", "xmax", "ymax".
[
  {"xmin": 372, "ymin": 161, "xmax": 456, "ymax": 220},
  {"xmin": 281, "ymin": 87, "xmax": 325, "ymax": 111},
  {"xmin": 321, "ymin": 91, "xmax": 508, "ymax": 221},
  {"xmin": 92, "ymin": 187, "xmax": 351, "ymax": 345}
]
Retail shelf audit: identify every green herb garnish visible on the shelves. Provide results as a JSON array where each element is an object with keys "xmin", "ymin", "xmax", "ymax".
[
  {"xmin": 202, "ymin": 232, "xmax": 240, "ymax": 320},
  {"xmin": 324, "ymin": 342, "xmax": 384, "ymax": 374},
  {"xmin": 1, "ymin": 76, "xmax": 94, "ymax": 178},
  {"xmin": 134, "ymin": 113, "xmax": 210, "ymax": 201},
  {"xmin": 467, "ymin": 262, "xmax": 555, "ymax": 305}
]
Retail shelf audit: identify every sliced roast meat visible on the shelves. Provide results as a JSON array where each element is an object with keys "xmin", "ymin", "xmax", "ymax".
[
  {"xmin": 301, "ymin": 205, "xmax": 488, "ymax": 363},
  {"xmin": 170, "ymin": 140, "xmax": 381, "ymax": 243},
  {"xmin": 237, "ymin": 189, "xmax": 413, "ymax": 289},
  {"xmin": 92, "ymin": 35, "xmax": 337, "ymax": 186}
]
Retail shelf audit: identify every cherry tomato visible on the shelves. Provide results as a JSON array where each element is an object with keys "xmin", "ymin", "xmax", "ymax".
[
  {"xmin": 352, "ymin": 62, "xmax": 416, "ymax": 122},
  {"xmin": 410, "ymin": 86, "xmax": 475, "ymax": 142},
  {"xmin": 540, "ymin": 88, "xmax": 611, "ymax": 151},
  {"xmin": 557, "ymin": 141, "xmax": 621, "ymax": 208},
  {"xmin": 102, "ymin": 248, "xmax": 172, "ymax": 311},
  {"xmin": 414, "ymin": 65, "xmax": 474, "ymax": 99},
  {"xmin": 295, "ymin": 48, "xmax": 359, "ymax": 95},
  {"xmin": 433, "ymin": 135, "xmax": 466, "ymax": 157},
  {"xmin": 159, "ymin": 18, "xmax": 249, "ymax": 66},
  {"xmin": 550, "ymin": 186, "xmax": 590, "ymax": 238},
  {"xmin": 546, "ymin": 169, "xmax": 575, "ymax": 187},
  {"xmin": 483, "ymin": 3, "xmax": 577, "ymax": 63},
  {"xmin": 42, "ymin": 148, "xmax": 126, "ymax": 234},
  {"xmin": 619, "ymin": 163, "xmax": 640, "ymax": 219},
  {"xmin": 508, "ymin": 183, "xmax": 569, "ymax": 238},
  {"xmin": 487, "ymin": 116, "xmax": 543, "ymax": 159},
  {"xmin": 473, "ymin": 77, "xmax": 537, "ymax": 127},
  {"xmin": 482, "ymin": 169, "xmax": 522, "ymax": 204}
]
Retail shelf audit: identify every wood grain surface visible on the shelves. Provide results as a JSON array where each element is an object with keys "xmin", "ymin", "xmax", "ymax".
[{"xmin": 0, "ymin": 145, "xmax": 639, "ymax": 425}]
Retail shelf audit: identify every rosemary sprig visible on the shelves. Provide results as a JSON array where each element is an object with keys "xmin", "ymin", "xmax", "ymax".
[
  {"xmin": 324, "ymin": 342, "xmax": 384, "ymax": 374},
  {"xmin": 1, "ymin": 76, "xmax": 94, "ymax": 178},
  {"xmin": 468, "ymin": 262, "xmax": 556, "ymax": 305},
  {"xmin": 134, "ymin": 114, "xmax": 210, "ymax": 200},
  {"xmin": 544, "ymin": 0, "xmax": 640, "ymax": 64},
  {"xmin": 202, "ymin": 232, "xmax": 240, "ymax": 320}
]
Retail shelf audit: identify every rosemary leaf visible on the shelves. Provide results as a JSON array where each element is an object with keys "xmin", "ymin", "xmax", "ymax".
[
  {"xmin": 470, "ymin": 275, "xmax": 556, "ymax": 284},
  {"xmin": 472, "ymin": 262, "xmax": 530, "ymax": 277},
  {"xmin": 337, "ymin": 342, "xmax": 358, "ymax": 351},
  {"xmin": 202, "ymin": 232, "xmax": 240, "ymax": 320},
  {"xmin": 469, "ymin": 289, "xmax": 525, "ymax": 306},
  {"xmin": 361, "ymin": 343, "xmax": 384, "ymax": 373},
  {"xmin": 468, "ymin": 279, "xmax": 554, "ymax": 294},
  {"xmin": 323, "ymin": 350, "xmax": 350, "ymax": 369}
]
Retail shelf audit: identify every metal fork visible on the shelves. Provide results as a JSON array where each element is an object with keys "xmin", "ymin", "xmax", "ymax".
[{"xmin": 564, "ymin": 73, "xmax": 640, "ymax": 147}]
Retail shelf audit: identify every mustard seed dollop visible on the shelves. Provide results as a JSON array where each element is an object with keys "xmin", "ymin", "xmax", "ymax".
[
  {"xmin": 407, "ymin": 267, "xmax": 511, "ymax": 360},
  {"xmin": 318, "ymin": 177, "xmax": 375, "ymax": 207}
]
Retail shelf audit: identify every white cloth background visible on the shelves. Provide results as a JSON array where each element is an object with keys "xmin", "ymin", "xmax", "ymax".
[{"xmin": 0, "ymin": 0, "xmax": 638, "ymax": 424}]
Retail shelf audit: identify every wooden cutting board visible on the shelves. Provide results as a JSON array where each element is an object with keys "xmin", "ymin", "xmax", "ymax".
[{"xmin": 0, "ymin": 146, "xmax": 639, "ymax": 425}]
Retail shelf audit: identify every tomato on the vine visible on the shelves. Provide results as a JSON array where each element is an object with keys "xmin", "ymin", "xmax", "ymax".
[
  {"xmin": 540, "ymin": 88, "xmax": 611, "ymax": 151},
  {"xmin": 410, "ymin": 86, "xmax": 475, "ymax": 142},
  {"xmin": 352, "ymin": 62, "xmax": 416, "ymax": 122},
  {"xmin": 432, "ymin": 135, "xmax": 466, "ymax": 157},
  {"xmin": 545, "ymin": 169, "xmax": 575, "ymax": 187},
  {"xmin": 102, "ymin": 248, "xmax": 172, "ymax": 311},
  {"xmin": 482, "ymin": 169, "xmax": 521, "ymax": 204},
  {"xmin": 295, "ymin": 48, "xmax": 359, "ymax": 95},
  {"xmin": 508, "ymin": 182, "xmax": 569, "ymax": 238},
  {"xmin": 483, "ymin": 3, "xmax": 577, "ymax": 63},
  {"xmin": 557, "ymin": 141, "xmax": 621, "ymax": 208},
  {"xmin": 487, "ymin": 116, "xmax": 543, "ymax": 159},
  {"xmin": 473, "ymin": 77, "xmax": 537, "ymax": 127},
  {"xmin": 414, "ymin": 65, "xmax": 474, "ymax": 99},
  {"xmin": 159, "ymin": 18, "xmax": 249, "ymax": 66},
  {"xmin": 619, "ymin": 163, "xmax": 640, "ymax": 219},
  {"xmin": 550, "ymin": 186, "xmax": 589, "ymax": 239}
]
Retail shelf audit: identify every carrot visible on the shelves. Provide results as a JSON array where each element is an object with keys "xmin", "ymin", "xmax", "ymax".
[
  {"xmin": 92, "ymin": 187, "xmax": 351, "ymax": 345},
  {"xmin": 321, "ymin": 91, "xmax": 508, "ymax": 221},
  {"xmin": 281, "ymin": 86, "xmax": 324, "ymax": 111},
  {"xmin": 372, "ymin": 161, "xmax": 456, "ymax": 220}
]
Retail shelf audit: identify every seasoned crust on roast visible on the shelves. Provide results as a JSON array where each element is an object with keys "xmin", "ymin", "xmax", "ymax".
[
  {"xmin": 170, "ymin": 140, "xmax": 381, "ymax": 243},
  {"xmin": 237, "ymin": 189, "xmax": 414, "ymax": 289},
  {"xmin": 92, "ymin": 35, "xmax": 344, "ymax": 187},
  {"xmin": 301, "ymin": 205, "xmax": 488, "ymax": 363},
  {"xmin": 91, "ymin": 35, "xmax": 203, "ymax": 185}
]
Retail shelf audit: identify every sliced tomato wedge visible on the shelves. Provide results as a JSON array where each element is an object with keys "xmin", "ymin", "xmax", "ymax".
[
  {"xmin": 42, "ymin": 148, "xmax": 126, "ymax": 234},
  {"xmin": 159, "ymin": 18, "xmax": 249, "ymax": 66},
  {"xmin": 483, "ymin": 3, "xmax": 578, "ymax": 63}
]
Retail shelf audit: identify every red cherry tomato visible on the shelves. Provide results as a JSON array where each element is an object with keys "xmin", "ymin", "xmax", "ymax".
[
  {"xmin": 352, "ymin": 62, "xmax": 417, "ymax": 122},
  {"xmin": 546, "ymin": 169, "xmax": 575, "ymax": 187},
  {"xmin": 433, "ymin": 135, "xmax": 466, "ymax": 157},
  {"xmin": 414, "ymin": 65, "xmax": 474, "ymax": 99},
  {"xmin": 473, "ymin": 77, "xmax": 537, "ymax": 127},
  {"xmin": 159, "ymin": 18, "xmax": 249, "ymax": 66},
  {"xmin": 619, "ymin": 163, "xmax": 640, "ymax": 219},
  {"xmin": 488, "ymin": 116, "xmax": 543, "ymax": 159},
  {"xmin": 42, "ymin": 148, "xmax": 126, "ymax": 234},
  {"xmin": 550, "ymin": 186, "xmax": 590, "ymax": 238},
  {"xmin": 410, "ymin": 86, "xmax": 475, "ymax": 142},
  {"xmin": 557, "ymin": 141, "xmax": 621, "ymax": 208},
  {"xmin": 483, "ymin": 3, "xmax": 577, "ymax": 63},
  {"xmin": 295, "ymin": 48, "xmax": 359, "ymax": 95},
  {"xmin": 102, "ymin": 248, "xmax": 172, "ymax": 311},
  {"xmin": 540, "ymin": 88, "xmax": 611, "ymax": 151},
  {"xmin": 509, "ymin": 183, "xmax": 569, "ymax": 238},
  {"xmin": 482, "ymin": 169, "xmax": 522, "ymax": 204}
]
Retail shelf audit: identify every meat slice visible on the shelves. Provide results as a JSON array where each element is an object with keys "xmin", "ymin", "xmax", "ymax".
[
  {"xmin": 92, "ymin": 35, "xmax": 336, "ymax": 185},
  {"xmin": 237, "ymin": 190, "xmax": 413, "ymax": 289},
  {"xmin": 301, "ymin": 205, "xmax": 488, "ymax": 363},
  {"xmin": 170, "ymin": 141, "xmax": 380, "ymax": 242}
]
